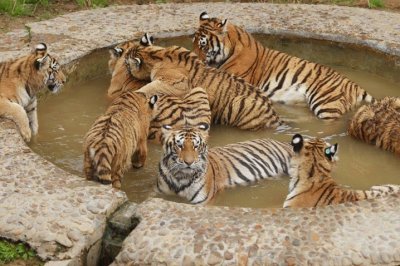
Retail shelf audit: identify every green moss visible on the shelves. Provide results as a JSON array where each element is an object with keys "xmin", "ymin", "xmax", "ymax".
[{"xmin": 0, "ymin": 239, "xmax": 43, "ymax": 265}]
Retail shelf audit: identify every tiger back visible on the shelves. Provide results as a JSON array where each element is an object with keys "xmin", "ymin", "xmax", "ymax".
[
  {"xmin": 107, "ymin": 41, "xmax": 149, "ymax": 100},
  {"xmin": 124, "ymin": 34, "xmax": 283, "ymax": 131},
  {"xmin": 193, "ymin": 12, "xmax": 375, "ymax": 120},
  {"xmin": 83, "ymin": 91, "xmax": 157, "ymax": 189},
  {"xmin": 157, "ymin": 125, "xmax": 292, "ymax": 204},
  {"xmin": 284, "ymin": 134, "xmax": 400, "ymax": 208},
  {"xmin": 0, "ymin": 43, "xmax": 66, "ymax": 142},
  {"xmin": 149, "ymin": 87, "xmax": 211, "ymax": 143},
  {"xmin": 348, "ymin": 96, "xmax": 400, "ymax": 155}
]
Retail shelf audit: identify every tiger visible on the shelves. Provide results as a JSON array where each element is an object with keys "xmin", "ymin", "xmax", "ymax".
[
  {"xmin": 348, "ymin": 96, "xmax": 400, "ymax": 156},
  {"xmin": 150, "ymin": 87, "xmax": 211, "ymax": 143},
  {"xmin": 192, "ymin": 12, "xmax": 375, "ymax": 120},
  {"xmin": 83, "ymin": 91, "xmax": 158, "ymax": 189},
  {"xmin": 0, "ymin": 43, "xmax": 66, "ymax": 142},
  {"xmin": 107, "ymin": 41, "xmax": 149, "ymax": 100},
  {"xmin": 124, "ymin": 33, "xmax": 283, "ymax": 131},
  {"xmin": 157, "ymin": 124, "xmax": 293, "ymax": 204},
  {"xmin": 283, "ymin": 134, "xmax": 400, "ymax": 208}
]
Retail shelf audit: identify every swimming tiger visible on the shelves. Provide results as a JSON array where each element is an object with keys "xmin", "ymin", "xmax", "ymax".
[
  {"xmin": 0, "ymin": 43, "xmax": 66, "ymax": 142},
  {"xmin": 150, "ymin": 87, "xmax": 211, "ymax": 143},
  {"xmin": 193, "ymin": 12, "xmax": 375, "ymax": 120},
  {"xmin": 157, "ymin": 125, "xmax": 292, "ymax": 204},
  {"xmin": 283, "ymin": 134, "xmax": 400, "ymax": 208},
  {"xmin": 107, "ymin": 41, "xmax": 149, "ymax": 100},
  {"xmin": 83, "ymin": 91, "xmax": 158, "ymax": 189},
  {"xmin": 348, "ymin": 97, "xmax": 400, "ymax": 155},
  {"xmin": 124, "ymin": 33, "xmax": 283, "ymax": 131}
]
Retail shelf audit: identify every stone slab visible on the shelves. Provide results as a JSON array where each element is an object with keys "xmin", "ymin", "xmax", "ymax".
[
  {"xmin": 1, "ymin": 3, "xmax": 400, "ymax": 65},
  {"xmin": 0, "ymin": 121, "xmax": 127, "ymax": 261},
  {"xmin": 113, "ymin": 197, "xmax": 400, "ymax": 265}
]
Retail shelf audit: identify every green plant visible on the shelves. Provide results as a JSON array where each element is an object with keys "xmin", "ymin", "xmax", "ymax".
[
  {"xmin": 368, "ymin": 0, "xmax": 384, "ymax": 8},
  {"xmin": 75, "ymin": 0, "xmax": 108, "ymax": 7},
  {"xmin": 0, "ymin": 239, "xmax": 37, "ymax": 264},
  {"xmin": 0, "ymin": 0, "xmax": 49, "ymax": 16}
]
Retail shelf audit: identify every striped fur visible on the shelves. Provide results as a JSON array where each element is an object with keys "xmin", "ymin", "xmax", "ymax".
[
  {"xmin": 150, "ymin": 87, "xmax": 211, "ymax": 143},
  {"xmin": 348, "ymin": 97, "xmax": 400, "ymax": 155},
  {"xmin": 284, "ymin": 134, "xmax": 400, "ymax": 208},
  {"xmin": 107, "ymin": 41, "xmax": 149, "ymax": 100},
  {"xmin": 193, "ymin": 13, "xmax": 375, "ymax": 120},
  {"xmin": 83, "ymin": 91, "xmax": 157, "ymax": 189},
  {"xmin": 157, "ymin": 126, "xmax": 292, "ymax": 204},
  {"xmin": 0, "ymin": 43, "xmax": 66, "ymax": 142},
  {"xmin": 124, "ymin": 34, "xmax": 283, "ymax": 131}
]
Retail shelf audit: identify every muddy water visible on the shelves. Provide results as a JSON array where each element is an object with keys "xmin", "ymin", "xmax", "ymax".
[{"xmin": 29, "ymin": 36, "xmax": 400, "ymax": 208}]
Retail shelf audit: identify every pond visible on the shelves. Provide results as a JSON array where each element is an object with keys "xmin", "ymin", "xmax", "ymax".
[{"xmin": 29, "ymin": 35, "xmax": 400, "ymax": 208}]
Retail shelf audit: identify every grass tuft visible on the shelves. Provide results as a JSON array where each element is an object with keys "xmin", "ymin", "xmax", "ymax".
[
  {"xmin": 368, "ymin": 0, "xmax": 384, "ymax": 8},
  {"xmin": 75, "ymin": 0, "xmax": 108, "ymax": 8},
  {"xmin": 0, "ymin": 239, "xmax": 40, "ymax": 264}
]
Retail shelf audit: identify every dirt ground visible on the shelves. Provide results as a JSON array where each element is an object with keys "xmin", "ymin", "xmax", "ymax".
[{"xmin": 0, "ymin": 0, "xmax": 399, "ymax": 35}]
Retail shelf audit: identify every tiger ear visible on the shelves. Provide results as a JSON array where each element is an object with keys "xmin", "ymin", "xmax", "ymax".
[
  {"xmin": 324, "ymin": 143, "xmax": 339, "ymax": 161},
  {"xmin": 161, "ymin": 124, "xmax": 173, "ymax": 140},
  {"xmin": 199, "ymin": 11, "xmax": 209, "ymax": 21},
  {"xmin": 140, "ymin": 33, "xmax": 154, "ymax": 46},
  {"xmin": 149, "ymin": 95, "xmax": 158, "ymax": 109},
  {"xmin": 34, "ymin": 43, "xmax": 49, "ymax": 70},
  {"xmin": 110, "ymin": 47, "xmax": 123, "ymax": 58},
  {"xmin": 291, "ymin": 134, "xmax": 303, "ymax": 153},
  {"xmin": 34, "ymin": 43, "xmax": 47, "ymax": 56},
  {"xmin": 125, "ymin": 56, "xmax": 142, "ymax": 70},
  {"xmin": 218, "ymin": 19, "xmax": 228, "ymax": 30},
  {"xmin": 198, "ymin": 123, "xmax": 209, "ymax": 131}
]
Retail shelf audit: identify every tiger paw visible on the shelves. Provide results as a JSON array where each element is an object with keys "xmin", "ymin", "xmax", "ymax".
[
  {"xmin": 20, "ymin": 127, "xmax": 32, "ymax": 142},
  {"xmin": 112, "ymin": 180, "xmax": 121, "ymax": 189}
]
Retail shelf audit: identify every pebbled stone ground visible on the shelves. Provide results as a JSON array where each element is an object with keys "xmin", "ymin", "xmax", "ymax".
[
  {"xmin": 1, "ymin": 3, "xmax": 400, "ymax": 65},
  {"xmin": 0, "ymin": 3, "xmax": 400, "ymax": 265},
  {"xmin": 113, "ymin": 197, "xmax": 400, "ymax": 265},
  {"xmin": 0, "ymin": 121, "xmax": 127, "ymax": 263}
]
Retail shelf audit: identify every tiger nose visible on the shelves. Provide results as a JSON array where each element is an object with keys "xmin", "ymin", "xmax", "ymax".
[{"xmin": 184, "ymin": 156, "xmax": 195, "ymax": 166}]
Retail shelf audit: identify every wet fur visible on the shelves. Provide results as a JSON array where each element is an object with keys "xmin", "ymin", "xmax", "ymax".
[
  {"xmin": 83, "ymin": 91, "xmax": 156, "ymax": 188},
  {"xmin": 124, "ymin": 38, "xmax": 283, "ymax": 130},
  {"xmin": 158, "ymin": 127, "xmax": 293, "ymax": 204},
  {"xmin": 0, "ymin": 44, "xmax": 66, "ymax": 142},
  {"xmin": 193, "ymin": 14, "xmax": 375, "ymax": 120},
  {"xmin": 348, "ymin": 97, "xmax": 400, "ymax": 155},
  {"xmin": 284, "ymin": 135, "xmax": 400, "ymax": 208}
]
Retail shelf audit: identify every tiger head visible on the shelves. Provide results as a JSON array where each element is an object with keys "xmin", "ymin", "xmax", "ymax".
[
  {"xmin": 107, "ymin": 41, "xmax": 148, "ymax": 99},
  {"xmin": 161, "ymin": 124, "xmax": 210, "ymax": 180},
  {"xmin": 124, "ymin": 33, "xmax": 164, "ymax": 81},
  {"xmin": 108, "ymin": 42, "xmax": 133, "ymax": 74},
  {"xmin": 193, "ymin": 12, "xmax": 229, "ymax": 67},
  {"xmin": 289, "ymin": 134, "xmax": 339, "ymax": 183},
  {"xmin": 32, "ymin": 43, "xmax": 66, "ymax": 93}
]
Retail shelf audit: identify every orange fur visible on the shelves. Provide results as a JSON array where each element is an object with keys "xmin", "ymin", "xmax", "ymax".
[
  {"xmin": 348, "ymin": 97, "xmax": 400, "ymax": 155},
  {"xmin": 0, "ymin": 43, "xmax": 66, "ymax": 141}
]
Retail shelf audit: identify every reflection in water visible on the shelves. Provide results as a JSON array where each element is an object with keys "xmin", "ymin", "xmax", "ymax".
[{"xmin": 29, "ymin": 35, "xmax": 400, "ymax": 208}]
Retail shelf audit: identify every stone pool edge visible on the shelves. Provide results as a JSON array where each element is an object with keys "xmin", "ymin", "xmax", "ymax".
[{"xmin": 0, "ymin": 3, "xmax": 400, "ymax": 265}]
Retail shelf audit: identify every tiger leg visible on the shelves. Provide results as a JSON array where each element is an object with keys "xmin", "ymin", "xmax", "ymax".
[
  {"xmin": 112, "ymin": 170, "xmax": 123, "ymax": 189},
  {"xmin": 131, "ymin": 139, "xmax": 148, "ymax": 168},
  {"xmin": 26, "ymin": 98, "xmax": 38, "ymax": 136},
  {"xmin": 0, "ymin": 98, "xmax": 31, "ymax": 142},
  {"xmin": 83, "ymin": 148, "xmax": 95, "ymax": 180}
]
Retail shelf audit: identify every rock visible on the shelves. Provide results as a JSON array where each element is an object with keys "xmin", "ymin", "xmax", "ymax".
[{"xmin": 207, "ymin": 251, "xmax": 223, "ymax": 265}]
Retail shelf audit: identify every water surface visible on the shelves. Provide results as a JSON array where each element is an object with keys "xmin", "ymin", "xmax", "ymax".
[{"xmin": 29, "ymin": 35, "xmax": 400, "ymax": 208}]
